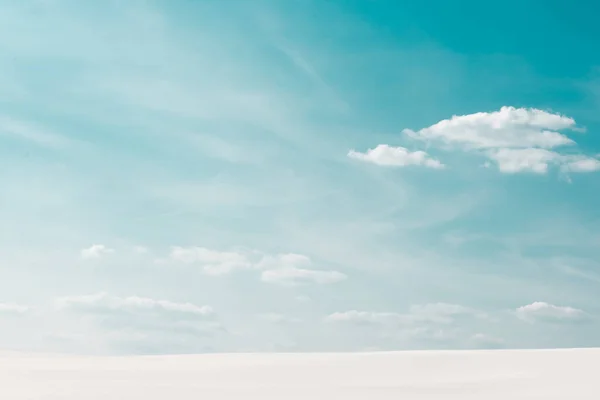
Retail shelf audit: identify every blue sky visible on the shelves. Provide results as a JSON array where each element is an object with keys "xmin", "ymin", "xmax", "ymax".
[{"xmin": 1, "ymin": 0, "xmax": 599, "ymax": 354}]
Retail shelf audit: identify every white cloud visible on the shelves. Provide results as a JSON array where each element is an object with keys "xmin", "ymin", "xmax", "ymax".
[
  {"xmin": 169, "ymin": 247, "xmax": 346, "ymax": 285},
  {"xmin": 403, "ymin": 106, "xmax": 576, "ymax": 150},
  {"xmin": 397, "ymin": 106, "xmax": 599, "ymax": 175},
  {"xmin": 486, "ymin": 148, "xmax": 600, "ymax": 174},
  {"xmin": 170, "ymin": 246, "xmax": 253, "ymax": 275},
  {"xmin": 516, "ymin": 302, "xmax": 585, "ymax": 323},
  {"xmin": 295, "ymin": 295, "xmax": 312, "ymax": 303},
  {"xmin": 348, "ymin": 144, "xmax": 444, "ymax": 168},
  {"xmin": 561, "ymin": 156, "xmax": 600, "ymax": 173},
  {"xmin": 259, "ymin": 253, "xmax": 346, "ymax": 286},
  {"xmin": 258, "ymin": 313, "xmax": 302, "ymax": 324},
  {"xmin": 0, "ymin": 302, "xmax": 29, "ymax": 315},
  {"xmin": 326, "ymin": 303, "xmax": 484, "ymax": 326},
  {"xmin": 133, "ymin": 246, "xmax": 149, "ymax": 255},
  {"xmin": 56, "ymin": 293, "xmax": 214, "ymax": 320},
  {"xmin": 407, "ymin": 303, "xmax": 487, "ymax": 323},
  {"xmin": 80, "ymin": 244, "xmax": 114, "ymax": 259},
  {"xmin": 487, "ymin": 148, "xmax": 560, "ymax": 174},
  {"xmin": 255, "ymin": 253, "xmax": 312, "ymax": 269},
  {"xmin": 261, "ymin": 266, "xmax": 347, "ymax": 286},
  {"xmin": 326, "ymin": 310, "xmax": 403, "ymax": 325}
]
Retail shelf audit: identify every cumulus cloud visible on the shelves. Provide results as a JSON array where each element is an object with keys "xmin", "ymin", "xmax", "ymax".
[
  {"xmin": 0, "ymin": 302, "xmax": 30, "ymax": 315},
  {"xmin": 348, "ymin": 144, "xmax": 444, "ymax": 168},
  {"xmin": 357, "ymin": 106, "xmax": 599, "ymax": 176},
  {"xmin": 80, "ymin": 244, "xmax": 114, "ymax": 259},
  {"xmin": 403, "ymin": 106, "xmax": 577, "ymax": 150},
  {"xmin": 515, "ymin": 302, "xmax": 585, "ymax": 323}
]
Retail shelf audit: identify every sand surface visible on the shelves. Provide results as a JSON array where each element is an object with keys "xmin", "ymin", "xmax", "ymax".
[{"xmin": 1, "ymin": 348, "xmax": 598, "ymax": 399}]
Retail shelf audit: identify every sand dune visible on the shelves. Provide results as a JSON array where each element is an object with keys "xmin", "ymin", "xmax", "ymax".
[{"xmin": 1, "ymin": 348, "xmax": 598, "ymax": 399}]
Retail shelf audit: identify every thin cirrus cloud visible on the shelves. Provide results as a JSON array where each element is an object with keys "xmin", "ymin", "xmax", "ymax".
[
  {"xmin": 515, "ymin": 302, "xmax": 586, "ymax": 323},
  {"xmin": 350, "ymin": 106, "xmax": 600, "ymax": 175},
  {"xmin": 0, "ymin": 115, "xmax": 72, "ymax": 149}
]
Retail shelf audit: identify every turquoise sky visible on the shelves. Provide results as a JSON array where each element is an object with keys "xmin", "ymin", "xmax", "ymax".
[{"xmin": 1, "ymin": 0, "xmax": 599, "ymax": 354}]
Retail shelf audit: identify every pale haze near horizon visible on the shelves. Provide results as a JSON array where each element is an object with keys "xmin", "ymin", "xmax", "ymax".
[{"xmin": 1, "ymin": 349, "xmax": 599, "ymax": 399}]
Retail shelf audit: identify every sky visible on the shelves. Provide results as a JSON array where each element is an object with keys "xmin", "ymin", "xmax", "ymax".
[{"xmin": 0, "ymin": 0, "xmax": 599, "ymax": 355}]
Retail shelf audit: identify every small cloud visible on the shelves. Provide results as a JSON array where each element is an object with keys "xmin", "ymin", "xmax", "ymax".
[
  {"xmin": 80, "ymin": 244, "xmax": 114, "ymax": 259},
  {"xmin": 168, "ymin": 247, "xmax": 343, "ymax": 285},
  {"xmin": 325, "ymin": 303, "xmax": 486, "ymax": 327},
  {"xmin": 348, "ymin": 144, "xmax": 444, "ymax": 168},
  {"xmin": 169, "ymin": 246, "xmax": 253, "ymax": 275},
  {"xmin": 262, "ymin": 266, "xmax": 347, "ymax": 286},
  {"xmin": 295, "ymin": 295, "xmax": 312, "ymax": 303},
  {"xmin": 56, "ymin": 293, "xmax": 214, "ymax": 320},
  {"xmin": 0, "ymin": 302, "xmax": 30, "ymax": 315},
  {"xmin": 515, "ymin": 301, "xmax": 585, "ymax": 323},
  {"xmin": 258, "ymin": 313, "xmax": 302, "ymax": 324},
  {"xmin": 325, "ymin": 311, "xmax": 403, "ymax": 326},
  {"xmin": 260, "ymin": 253, "xmax": 347, "ymax": 286},
  {"xmin": 133, "ymin": 246, "xmax": 149, "ymax": 255},
  {"xmin": 561, "ymin": 156, "xmax": 600, "ymax": 173},
  {"xmin": 486, "ymin": 148, "xmax": 600, "ymax": 175}
]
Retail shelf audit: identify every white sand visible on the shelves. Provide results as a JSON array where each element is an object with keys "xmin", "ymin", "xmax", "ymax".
[{"xmin": 1, "ymin": 348, "xmax": 598, "ymax": 399}]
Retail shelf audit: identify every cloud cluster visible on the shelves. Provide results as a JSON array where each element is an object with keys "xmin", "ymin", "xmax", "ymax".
[
  {"xmin": 515, "ymin": 301, "xmax": 586, "ymax": 323},
  {"xmin": 350, "ymin": 107, "xmax": 600, "ymax": 176},
  {"xmin": 78, "ymin": 244, "xmax": 347, "ymax": 286},
  {"xmin": 170, "ymin": 247, "xmax": 347, "ymax": 285}
]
